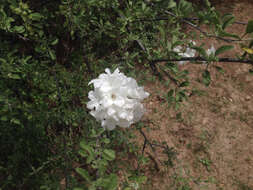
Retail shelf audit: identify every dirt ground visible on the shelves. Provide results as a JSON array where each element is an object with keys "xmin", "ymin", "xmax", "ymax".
[{"xmin": 138, "ymin": 1, "xmax": 253, "ymax": 189}]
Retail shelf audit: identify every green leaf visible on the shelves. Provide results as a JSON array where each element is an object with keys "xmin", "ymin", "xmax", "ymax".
[
  {"xmin": 13, "ymin": 25, "xmax": 25, "ymax": 33},
  {"xmin": 75, "ymin": 168, "xmax": 91, "ymax": 182},
  {"xmin": 218, "ymin": 30, "xmax": 240, "ymax": 39},
  {"xmin": 222, "ymin": 16, "xmax": 235, "ymax": 30},
  {"xmin": 51, "ymin": 38, "xmax": 59, "ymax": 45},
  {"xmin": 246, "ymin": 20, "xmax": 253, "ymax": 34},
  {"xmin": 167, "ymin": 89, "xmax": 174, "ymax": 97},
  {"xmin": 7, "ymin": 73, "xmax": 21, "ymax": 79},
  {"xmin": 168, "ymin": 0, "xmax": 177, "ymax": 9},
  {"xmin": 192, "ymin": 46, "xmax": 207, "ymax": 57},
  {"xmin": 11, "ymin": 118, "xmax": 21, "ymax": 125},
  {"xmin": 105, "ymin": 174, "xmax": 118, "ymax": 190},
  {"xmin": 103, "ymin": 138, "xmax": 110, "ymax": 144},
  {"xmin": 78, "ymin": 150, "xmax": 88, "ymax": 158},
  {"xmin": 215, "ymin": 45, "xmax": 234, "ymax": 56},
  {"xmin": 202, "ymin": 70, "xmax": 211, "ymax": 86},
  {"xmin": 49, "ymin": 49, "xmax": 56, "ymax": 60},
  {"xmin": 1, "ymin": 116, "xmax": 8, "ymax": 121},
  {"xmin": 178, "ymin": 0, "xmax": 193, "ymax": 17},
  {"xmin": 0, "ymin": 58, "xmax": 6, "ymax": 64},
  {"xmin": 103, "ymin": 149, "xmax": 115, "ymax": 161},
  {"xmin": 100, "ymin": 174, "xmax": 118, "ymax": 190},
  {"xmin": 80, "ymin": 141, "xmax": 93, "ymax": 154},
  {"xmin": 204, "ymin": 0, "xmax": 211, "ymax": 7},
  {"xmin": 179, "ymin": 81, "xmax": 189, "ymax": 87},
  {"xmin": 29, "ymin": 13, "xmax": 43, "ymax": 21}
]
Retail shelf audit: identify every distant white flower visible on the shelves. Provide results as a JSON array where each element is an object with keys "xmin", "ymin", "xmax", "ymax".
[
  {"xmin": 207, "ymin": 45, "xmax": 216, "ymax": 56},
  {"xmin": 202, "ymin": 45, "xmax": 216, "ymax": 64},
  {"xmin": 87, "ymin": 68, "xmax": 149, "ymax": 130},
  {"xmin": 173, "ymin": 41, "xmax": 196, "ymax": 65}
]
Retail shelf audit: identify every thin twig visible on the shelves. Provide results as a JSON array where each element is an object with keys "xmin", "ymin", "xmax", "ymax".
[
  {"xmin": 152, "ymin": 57, "xmax": 253, "ymax": 65},
  {"xmin": 139, "ymin": 128, "xmax": 170, "ymax": 152}
]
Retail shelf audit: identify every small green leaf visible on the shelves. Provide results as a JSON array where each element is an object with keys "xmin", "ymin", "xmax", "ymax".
[
  {"xmin": 0, "ymin": 58, "xmax": 6, "ymax": 64},
  {"xmin": 204, "ymin": 0, "xmax": 211, "ymax": 7},
  {"xmin": 75, "ymin": 168, "xmax": 91, "ymax": 182},
  {"xmin": 202, "ymin": 70, "xmax": 211, "ymax": 86},
  {"xmin": 86, "ymin": 155, "xmax": 94, "ymax": 164},
  {"xmin": 192, "ymin": 46, "xmax": 207, "ymax": 58},
  {"xmin": 11, "ymin": 118, "xmax": 21, "ymax": 125},
  {"xmin": 51, "ymin": 39, "xmax": 59, "ymax": 46},
  {"xmin": 80, "ymin": 141, "xmax": 93, "ymax": 154},
  {"xmin": 103, "ymin": 149, "xmax": 115, "ymax": 161},
  {"xmin": 215, "ymin": 45, "xmax": 234, "ymax": 56},
  {"xmin": 103, "ymin": 138, "xmax": 110, "ymax": 144},
  {"xmin": 1, "ymin": 116, "xmax": 8, "ymax": 121},
  {"xmin": 218, "ymin": 30, "xmax": 240, "ymax": 39},
  {"xmin": 222, "ymin": 16, "xmax": 235, "ymax": 30},
  {"xmin": 246, "ymin": 20, "xmax": 253, "ymax": 34},
  {"xmin": 168, "ymin": 0, "xmax": 177, "ymax": 8},
  {"xmin": 7, "ymin": 73, "xmax": 21, "ymax": 79},
  {"xmin": 49, "ymin": 49, "xmax": 56, "ymax": 60},
  {"xmin": 178, "ymin": 0, "xmax": 193, "ymax": 17},
  {"xmin": 167, "ymin": 89, "xmax": 174, "ymax": 97},
  {"xmin": 179, "ymin": 81, "xmax": 189, "ymax": 87},
  {"xmin": 29, "ymin": 13, "xmax": 43, "ymax": 21},
  {"xmin": 78, "ymin": 150, "xmax": 88, "ymax": 158},
  {"xmin": 100, "ymin": 174, "xmax": 118, "ymax": 190},
  {"xmin": 13, "ymin": 25, "xmax": 25, "ymax": 33}
]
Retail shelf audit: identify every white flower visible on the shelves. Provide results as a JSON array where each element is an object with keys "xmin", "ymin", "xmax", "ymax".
[
  {"xmin": 207, "ymin": 44, "xmax": 216, "ymax": 56},
  {"xmin": 173, "ymin": 41, "xmax": 196, "ymax": 65},
  {"xmin": 87, "ymin": 68, "xmax": 149, "ymax": 130},
  {"xmin": 202, "ymin": 45, "xmax": 216, "ymax": 64}
]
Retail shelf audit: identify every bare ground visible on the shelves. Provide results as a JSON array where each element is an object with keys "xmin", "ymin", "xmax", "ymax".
[{"xmin": 137, "ymin": 1, "xmax": 253, "ymax": 189}]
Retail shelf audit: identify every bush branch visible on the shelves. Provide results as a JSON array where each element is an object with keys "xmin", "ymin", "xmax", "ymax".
[
  {"xmin": 165, "ymin": 10, "xmax": 251, "ymax": 43},
  {"xmin": 152, "ymin": 57, "xmax": 253, "ymax": 65}
]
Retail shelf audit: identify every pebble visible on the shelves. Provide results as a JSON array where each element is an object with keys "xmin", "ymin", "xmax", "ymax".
[{"xmin": 245, "ymin": 96, "xmax": 251, "ymax": 101}]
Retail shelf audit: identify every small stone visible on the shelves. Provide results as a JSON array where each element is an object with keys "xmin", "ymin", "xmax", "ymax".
[{"xmin": 245, "ymin": 96, "xmax": 251, "ymax": 101}]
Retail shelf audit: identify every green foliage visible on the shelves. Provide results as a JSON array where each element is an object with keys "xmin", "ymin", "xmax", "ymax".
[
  {"xmin": 215, "ymin": 45, "xmax": 234, "ymax": 56},
  {"xmin": 202, "ymin": 70, "xmax": 211, "ymax": 87},
  {"xmin": 246, "ymin": 20, "xmax": 253, "ymax": 34}
]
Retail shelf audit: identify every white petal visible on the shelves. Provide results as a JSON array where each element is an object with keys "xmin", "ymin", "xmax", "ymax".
[
  {"xmin": 102, "ymin": 97, "xmax": 113, "ymax": 107},
  {"xmin": 105, "ymin": 68, "xmax": 111, "ymax": 74},
  {"xmin": 113, "ymin": 68, "xmax": 120, "ymax": 74},
  {"xmin": 87, "ymin": 101, "xmax": 98, "ymax": 110},
  {"xmin": 107, "ymin": 107, "xmax": 116, "ymax": 116},
  {"xmin": 114, "ymin": 96, "xmax": 125, "ymax": 107}
]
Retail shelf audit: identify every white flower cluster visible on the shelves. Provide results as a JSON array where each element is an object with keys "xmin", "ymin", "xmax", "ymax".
[
  {"xmin": 173, "ymin": 41, "xmax": 196, "ymax": 65},
  {"xmin": 173, "ymin": 41, "xmax": 216, "ymax": 65},
  {"xmin": 87, "ymin": 68, "xmax": 149, "ymax": 130}
]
